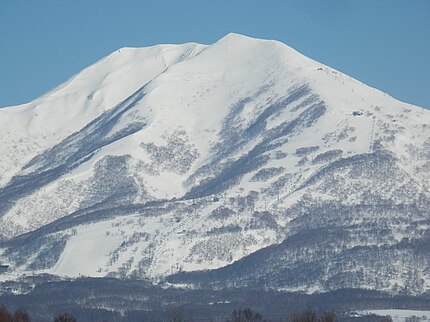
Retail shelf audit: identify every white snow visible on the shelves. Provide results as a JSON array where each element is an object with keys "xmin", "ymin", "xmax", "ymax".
[
  {"xmin": 360, "ymin": 310, "xmax": 430, "ymax": 322},
  {"xmin": 50, "ymin": 219, "xmax": 126, "ymax": 277},
  {"xmin": 0, "ymin": 33, "xmax": 429, "ymax": 283},
  {"xmin": 0, "ymin": 42, "xmax": 206, "ymax": 186}
]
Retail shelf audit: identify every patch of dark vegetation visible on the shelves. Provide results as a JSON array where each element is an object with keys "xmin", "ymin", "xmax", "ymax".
[
  {"xmin": 209, "ymin": 206, "xmax": 237, "ymax": 220},
  {"xmin": 0, "ymin": 301, "xmax": 397, "ymax": 322},
  {"xmin": 312, "ymin": 150, "xmax": 343, "ymax": 164},
  {"xmin": 0, "ymin": 278, "xmax": 427, "ymax": 321},
  {"xmin": 295, "ymin": 146, "xmax": 320, "ymax": 157},
  {"xmin": 251, "ymin": 167, "xmax": 285, "ymax": 182}
]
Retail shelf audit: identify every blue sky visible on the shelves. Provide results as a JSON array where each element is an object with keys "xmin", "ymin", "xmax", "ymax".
[{"xmin": 1, "ymin": 0, "xmax": 429, "ymax": 109}]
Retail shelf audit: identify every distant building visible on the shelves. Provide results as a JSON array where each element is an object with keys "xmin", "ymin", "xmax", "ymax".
[{"xmin": 0, "ymin": 264, "xmax": 9, "ymax": 273}]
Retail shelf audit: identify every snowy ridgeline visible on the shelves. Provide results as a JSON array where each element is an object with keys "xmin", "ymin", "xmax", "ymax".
[{"xmin": 0, "ymin": 34, "xmax": 429, "ymax": 296}]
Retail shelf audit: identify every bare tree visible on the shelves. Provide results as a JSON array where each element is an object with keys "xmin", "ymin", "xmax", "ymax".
[
  {"xmin": 0, "ymin": 305, "xmax": 13, "ymax": 322},
  {"xmin": 53, "ymin": 313, "xmax": 77, "ymax": 322},
  {"xmin": 13, "ymin": 309, "xmax": 31, "ymax": 322},
  {"xmin": 226, "ymin": 308, "xmax": 266, "ymax": 322},
  {"xmin": 291, "ymin": 310, "xmax": 317, "ymax": 322},
  {"xmin": 168, "ymin": 308, "xmax": 184, "ymax": 322},
  {"xmin": 319, "ymin": 312, "xmax": 336, "ymax": 322},
  {"xmin": 379, "ymin": 317, "xmax": 393, "ymax": 322}
]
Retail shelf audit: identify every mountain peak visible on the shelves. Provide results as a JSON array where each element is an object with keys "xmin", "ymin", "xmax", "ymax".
[
  {"xmin": 217, "ymin": 32, "xmax": 286, "ymax": 48},
  {"xmin": 221, "ymin": 32, "xmax": 255, "ymax": 40}
]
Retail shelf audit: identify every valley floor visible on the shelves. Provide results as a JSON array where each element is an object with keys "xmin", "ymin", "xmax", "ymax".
[{"xmin": 0, "ymin": 277, "xmax": 429, "ymax": 321}]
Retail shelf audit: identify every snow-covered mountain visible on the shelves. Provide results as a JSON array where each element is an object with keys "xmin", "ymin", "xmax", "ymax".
[{"xmin": 0, "ymin": 33, "xmax": 429, "ymax": 295}]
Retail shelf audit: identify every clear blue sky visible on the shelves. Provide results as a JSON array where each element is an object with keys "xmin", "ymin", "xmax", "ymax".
[{"xmin": 1, "ymin": 0, "xmax": 429, "ymax": 109}]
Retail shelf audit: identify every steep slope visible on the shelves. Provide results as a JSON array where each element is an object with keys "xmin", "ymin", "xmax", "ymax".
[
  {"xmin": 0, "ymin": 42, "xmax": 206, "ymax": 235},
  {"xmin": 0, "ymin": 34, "xmax": 429, "ymax": 295},
  {"xmin": 0, "ymin": 42, "xmax": 206, "ymax": 188}
]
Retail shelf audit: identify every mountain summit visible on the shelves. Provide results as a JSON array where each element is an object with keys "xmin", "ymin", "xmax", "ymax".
[{"xmin": 0, "ymin": 34, "xmax": 429, "ymax": 295}]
